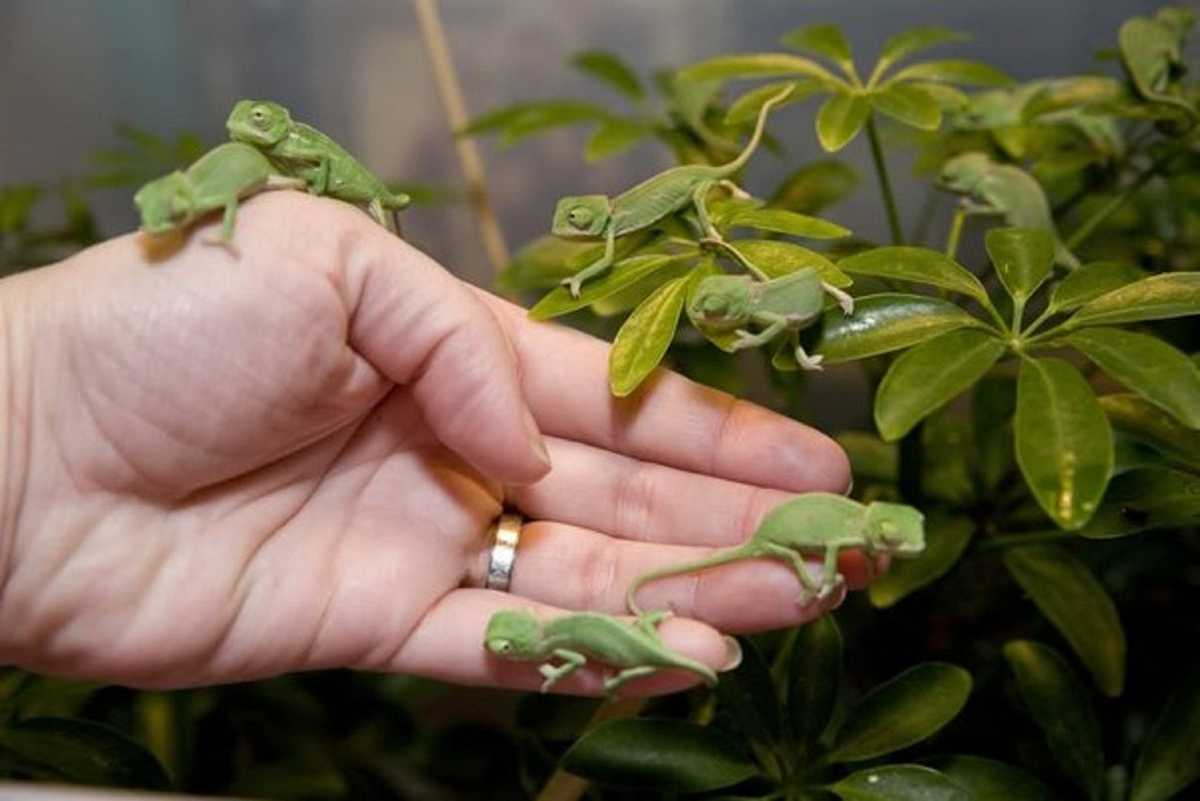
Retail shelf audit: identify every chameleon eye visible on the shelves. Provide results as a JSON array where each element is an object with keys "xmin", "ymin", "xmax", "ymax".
[{"xmin": 567, "ymin": 208, "xmax": 594, "ymax": 229}]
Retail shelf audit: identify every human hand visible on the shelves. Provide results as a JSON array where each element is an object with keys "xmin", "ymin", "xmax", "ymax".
[{"xmin": 0, "ymin": 192, "xmax": 859, "ymax": 696}]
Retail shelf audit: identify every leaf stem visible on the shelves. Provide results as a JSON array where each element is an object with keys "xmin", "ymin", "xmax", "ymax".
[{"xmin": 865, "ymin": 115, "xmax": 905, "ymax": 246}]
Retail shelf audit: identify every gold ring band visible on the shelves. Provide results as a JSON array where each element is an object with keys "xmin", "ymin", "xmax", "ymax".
[{"xmin": 484, "ymin": 512, "xmax": 523, "ymax": 591}]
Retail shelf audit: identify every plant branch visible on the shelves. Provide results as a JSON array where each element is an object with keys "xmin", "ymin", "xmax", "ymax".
[{"xmin": 865, "ymin": 115, "xmax": 905, "ymax": 246}]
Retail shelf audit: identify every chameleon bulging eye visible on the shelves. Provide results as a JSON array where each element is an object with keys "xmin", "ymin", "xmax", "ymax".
[{"xmin": 566, "ymin": 208, "xmax": 594, "ymax": 229}]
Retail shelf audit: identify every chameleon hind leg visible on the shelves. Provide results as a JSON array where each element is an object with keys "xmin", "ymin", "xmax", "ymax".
[
  {"xmin": 757, "ymin": 541, "xmax": 843, "ymax": 603},
  {"xmin": 604, "ymin": 665, "xmax": 659, "ymax": 696}
]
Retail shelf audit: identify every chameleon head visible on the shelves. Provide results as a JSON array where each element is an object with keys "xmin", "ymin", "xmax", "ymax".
[
  {"xmin": 226, "ymin": 99, "xmax": 291, "ymax": 147},
  {"xmin": 864, "ymin": 502, "xmax": 926, "ymax": 558},
  {"xmin": 483, "ymin": 610, "xmax": 539, "ymax": 658},
  {"xmin": 938, "ymin": 152, "xmax": 991, "ymax": 191},
  {"xmin": 133, "ymin": 172, "xmax": 193, "ymax": 234},
  {"xmin": 688, "ymin": 275, "xmax": 753, "ymax": 328},
  {"xmin": 551, "ymin": 196, "xmax": 611, "ymax": 238}
]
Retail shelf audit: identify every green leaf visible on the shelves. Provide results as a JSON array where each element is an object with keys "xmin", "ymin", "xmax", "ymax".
[
  {"xmin": 730, "ymin": 239, "xmax": 851, "ymax": 285},
  {"xmin": 769, "ymin": 159, "xmax": 860, "ymax": 214},
  {"xmin": 0, "ymin": 716, "xmax": 172, "ymax": 789},
  {"xmin": 1065, "ymin": 272, "xmax": 1200, "ymax": 328},
  {"xmin": 1132, "ymin": 667, "xmax": 1200, "ymax": 801},
  {"xmin": 679, "ymin": 53, "xmax": 839, "ymax": 84},
  {"xmin": 817, "ymin": 92, "xmax": 871, "ymax": 152},
  {"xmin": 609, "ymin": 276, "xmax": 689, "ymax": 397},
  {"xmin": 1048, "ymin": 261, "xmax": 1149, "ymax": 314},
  {"xmin": 725, "ymin": 79, "xmax": 821, "ymax": 124},
  {"xmin": 1099, "ymin": 394, "xmax": 1200, "ymax": 471},
  {"xmin": 875, "ymin": 27, "xmax": 971, "ymax": 77},
  {"xmin": 585, "ymin": 118, "xmax": 651, "ymax": 161},
  {"xmin": 829, "ymin": 764, "xmax": 972, "ymax": 801},
  {"xmin": 1062, "ymin": 328, "xmax": 1200, "ymax": 428},
  {"xmin": 869, "ymin": 514, "xmax": 975, "ymax": 608},
  {"xmin": 827, "ymin": 663, "xmax": 972, "ymax": 762},
  {"xmin": 815, "ymin": 293, "xmax": 987, "ymax": 363},
  {"xmin": 875, "ymin": 329, "xmax": 1007, "ymax": 441},
  {"xmin": 986, "ymin": 227, "xmax": 1056, "ymax": 304},
  {"xmin": 786, "ymin": 613, "xmax": 843, "ymax": 756},
  {"xmin": 871, "ymin": 83, "xmax": 943, "ymax": 130},
  {"xmin": 837, "ymin": 245, "xmax": 989, "ymax": 303},
  {"xmin": 715, "ymin": 638, "xmax": 781, "ymax": 745},
  {"xmin": 497, "ymin": 235, "xmax": 591, "ymax": 292},
  {"xmin": 889, "ymin": 59, "xmax": 1013, "ymax": 87},
  {"xmin": 722, "ymin": 206, "xmax": 851, "ymax": 240},
  {"xmin": 1002, "ymin": 549, "xmax": 1126, "ymax": 697},
  {"xmin": 1002, "ymin": 640, "xmax": 1106, "ymax": 798},
  {"xmin": 1081, "ymin": 467, "xmax": 1200, "ymax": 539},
  {"xmin": 930, "ymin": 754, "xmax": 1059, "ymax": 800},
  {"xmin": 1015, "ymin": 358, "xmax": 1114, "ymax": 529},
  {"xmin": 529, "ymin": 253, "xmax": 688, "ymax": 319},
  {"xmin": 838, "ymin": 430, "xmax": 898, "ymax": 483},
  {"xmin": 560, "ymin": 718, "xmax": 760, "ymax": 792},
  {"xmin": 461, "ymin": 100, "xmax": 609, "ymax": 143},
  {"xmin": 571, "ymin": 50, "xmax": 643, "ymax": 101},
  {"xmin": 781, "ymin": 24, "xmax": 854, "ymax": 72}
]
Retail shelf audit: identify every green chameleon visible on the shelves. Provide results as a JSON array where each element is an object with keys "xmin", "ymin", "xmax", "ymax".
[
  {"xmin": 225, "ymin": 99, "xmax": 411, "ymax": 234},
  {"xmin": 133, "ymin": 142, "xmax": 306, "ymax": 245},
  {"xmin": 484, "ymin": 609, "xmax": 718, "ymax": 696},
  {"xmin": 938, "ymin": 151, "xmax": 1080, "ymax": 270},
  {"xmin": 689, "ymin": 269, "xmax": 854, "ymax": 371},
  {"xmin": 551, "ymin": 85, "xmax": 794, "ymax": 297},
  {"xmin": 626, "ymin": 493, "xmax": 925, "ymax": 615}
]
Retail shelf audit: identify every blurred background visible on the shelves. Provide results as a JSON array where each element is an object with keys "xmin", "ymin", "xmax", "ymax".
[{"xmin": 1, "ymin": 0, "xmax": 1145, "ymax": 288}]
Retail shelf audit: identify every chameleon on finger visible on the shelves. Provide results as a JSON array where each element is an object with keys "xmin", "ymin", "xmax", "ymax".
[
  {"xmin": 225, "ymin": 99, "xmax": 411, "ymax": 234},
  {"xmin": 626, "ymin": 493, "xmax": 925, "ymax": 616},
  {"xmin": 133, "ymin": 142, "xmax": 306, "ymax": 246},
  {"xmin": 484, "ymin": 608, "xmax": 718, "ymax": 696},
  {"xmin": 938, "ymin": 151, "xmax": 1080, "ymax": 270},
  {"xmin": 688, "ymin": 269, "xmax": 853, "ymax": 371},
  {"xmin": 551, "ymin": 85, "xmax": 794, "ymax": 297}
]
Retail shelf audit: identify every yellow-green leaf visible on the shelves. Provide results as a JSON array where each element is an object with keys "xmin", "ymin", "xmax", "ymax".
[
  {"xmin": 1065, "ymin": 272, "xmax": 1200, "ymax": 328},
  {"xmin": 817, "ymin": 92, "xmax": 871, "ymax": 152},
  {"xmin": 871, "ymin": 83, "xmax": 943, "ymax": 130},
  {"xmin": 609, "ymin": 276, "xmax": 688, "ymax": 396},
  {"xmin": 815, "ymin": 293, "xmax": 986, "ymax": 363},
  {"xmin": 837, "ymin": 245, "xmax": 988, "ymax": 303}
]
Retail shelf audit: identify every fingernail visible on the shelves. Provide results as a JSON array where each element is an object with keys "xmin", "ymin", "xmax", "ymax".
[{"xmin": 719, "ymin": 636, "xmax": 743, "ymax": 673}]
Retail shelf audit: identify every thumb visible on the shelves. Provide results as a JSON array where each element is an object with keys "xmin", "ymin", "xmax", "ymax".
[{"xmin": 346, "ymin": 235, "xmax": 550, "ymax": 485}]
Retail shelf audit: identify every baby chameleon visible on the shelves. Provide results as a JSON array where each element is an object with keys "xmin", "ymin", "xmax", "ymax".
[
  {"xmin": 551, "ymin": 85, "xmax": 794, "ymax": 297},
  {"xmin": 134, "ymin": 142, "xmax": 306, "ymax": 246},
  {"xmin": 226, "ymin": 99, "xmax": 411, "ymax": 234},
  {"xmin": 484, "ymin": 609, "xmax": 718, "ymax": 696},
  {"xmin": 689, "ymin": 269, "xmax": 854, "ymax": 370},
  {"xmin": 626, "ymin": 493, "xmax": 925, "ymax": 616},
  {"xmin": 939, "ymin": 152, "xmax": 1080, "ymax": 270}
]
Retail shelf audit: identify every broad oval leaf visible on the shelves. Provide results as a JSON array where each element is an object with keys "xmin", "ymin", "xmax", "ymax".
[
  {"xmin": 781, "ymin": 24, "xmax": 854, "ymax": 71},
  {"xmin": 875, "ymin": 329, "xmax": 1007, "ymax": 441},
  {"xmin": 889, "ymin": 59, "xmax": 1013, "ymax": 87},
  {"xmin": 1132, "ymin": 667, "xmax": 1200, "ymax": 801},
  {"xmin": 609, "ymin": 276, "xmax": 689, "ymax": 396},
  {"xmin": 731, "ymin": 239, "xmax": 851, "ymax": 285},
  {"xmin": 1099, "ymin": 394, "xmax": 1200, "ymax": 472},
  {"xmin": 1048, "ymin": 261, "xmax": 1148, "ymax": 313},
  {"xmin": 0, "ymin": 716, "xmax": 172, "ymax": 789},
  {"xmin": 1066, "ymin": 272, "xmax": 1200, "ymax": 328},
  {"xmin": 871, "ymin": 83, "xmax": 943, "ymax": 130},
  {"xmin": 1002, "ymin": 548, "xmax": 1126, "ymax": 696},
  {"xmin": 837, "ymin": 246, "xmax": 988, "ymax": 304},
  {"xmin": 869, "ymin": 514, "xmax": 975, "ymax": 608},
  {"xmin": 571, "ymin": 50, "xmax": 643, "ymax": 101},
  {"xmin": 585, "ymin": 118, "xmax": 651, "ymax": 161},
  {"xmin": 786, "ymin": 613, "xmax": 843, "ymax": 755},
  {"xmin": 723, "ymin": 206, "xmax": 851, "ymax": 239},
  {"xmin": 726, "ymin": 79, "xmax": 824, "ymax": 124},
  {"xmin": 1063, "ymin": 327, "xmax": 1200, "ymax": 428},
  {"xmin": 1082, "ymin": 467, "xmax": 1200, "ymax": 539},
  {"xmin": 828, "ymin": 764, "xmax": 972, "ymax": 801},
  {"xmin": 679, "ymin": 52, "xmax": 839, "ymax": 83},
  {"xmin": 875, "ymin": 27, "xmax": 971, "ymax": 77},
  {"xmin": 529, "ymin": 253, "xmax": 688, "ymax": 320},
  {"xmin": 986, "ymin": 227, "xmax": 1055, "ymax": 303},
  {"xmin": 930, "ymin": 754, "xmax": 1059, "ymax": 800},
  {"xmin": 498, "ymin": 235, "xmax": 589, "ymax": 292},
  {"xmin": 817, "ymin": 92, "xmax": 871, "ymax": 152},
  {"xmin": 560, "ymin": 717, "xmax": 760, "ymax": 792},
  {"xmin": 815, "ymin": 293, "xmax": 986, "ymax": 363},
  {"xmin": 827, "ymin": 662, "xmax": 972, "ymax": 762},
  {"xmin": 1015, "ymin": 358, "xmax": 1113, "ymax": 529},
  {"xmin": 1002, "ymin": 639, "xmax": 1106, "ymax": 798}
]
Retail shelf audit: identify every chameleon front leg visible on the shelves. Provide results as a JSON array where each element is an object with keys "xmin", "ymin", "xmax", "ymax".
[
  {"xmin": 755, "ymin": 540, "xmax": 840, "ymax": 603},
  {"xmin": 731, "ymin": 314, "xmax": 788, "ymax": 350},
  {"xmin": 563, "ymin": 226, "xmax": 616, "ymax": 297},
  {"xmin": 792, "ymin": 335, "xmax": 826, "ymax": 371},
  {"xmin": 368, "ymin": 197, "xmax": 399, "ymax": 235},
  {"xmin": 539, "ymin": 648, "xmax": 588, "ymax": 692},
  {"xmin": 823, "ymin": 281, "xmax": 855, "ymax": 315}
]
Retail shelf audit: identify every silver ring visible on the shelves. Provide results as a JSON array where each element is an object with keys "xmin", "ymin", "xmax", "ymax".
[{"xmin": 484, "ymin": 512, "xmax": 523, "ymax": 591}]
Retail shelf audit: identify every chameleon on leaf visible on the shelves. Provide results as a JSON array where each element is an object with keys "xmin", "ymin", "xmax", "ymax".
[
  {"xmin": 134, "ymin": 142, "xmax": 306, "ymax": 246},
  {"xmin": 484, "ymin": 608, "xmax": 718, "ymax": 696},
  {"xmin": 689, "ymin": 269, "xmax": 853, "ymax": 371},
  {"xmin": 551, "ymin": 85, "xmax": 793, "ymax": 297},
  {"xmin": 626, "ymin": 492, "xmax": 925, "ymax": 616},
  {"xmin": 938, "ymin": 152, "xmax": 1080, "ymax": 270},
  {"xmin": 225, "ymin": 99, "xmax": 411, "ymax": 234}
]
